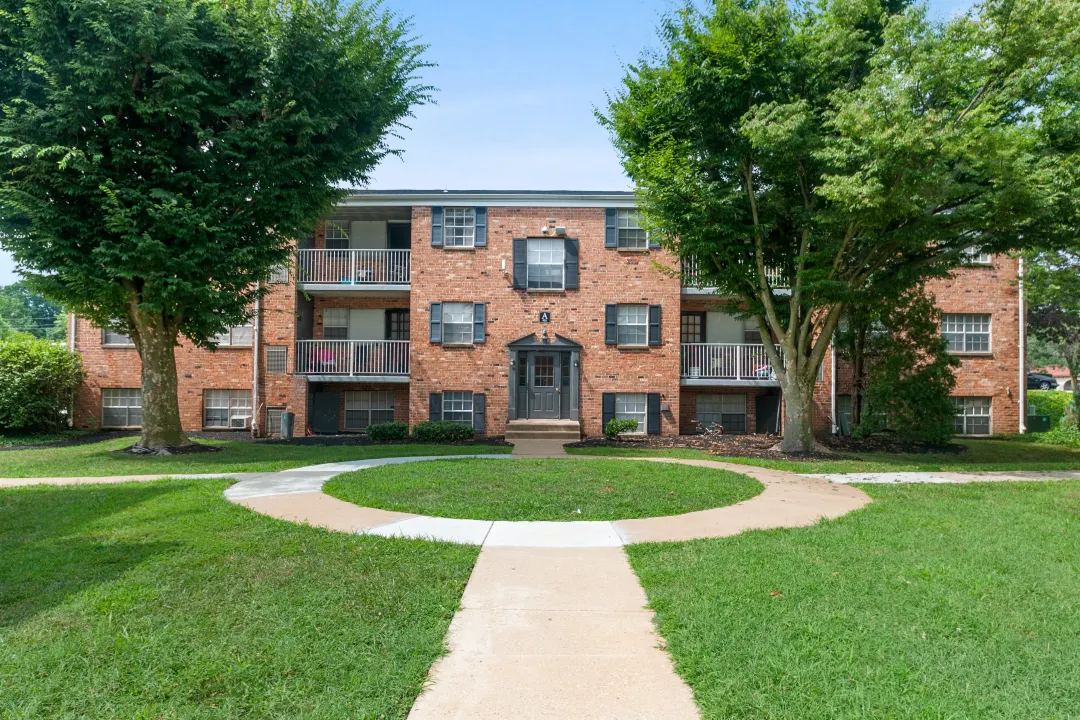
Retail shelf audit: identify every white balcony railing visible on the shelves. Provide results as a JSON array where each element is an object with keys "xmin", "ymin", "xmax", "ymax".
[
  {"xmin": 682, "ymin": 256, "xmax": 785, "ymax": 288},
  {"xmin": 295, "ymin": 340, "xmax": 409, "ymax": 376},
  {"xmin": 681, "ymin": 343, "xmax": 783, "ymax": 381},
  {"xmin": 297, "ymin": 249, "xmax": 411, "ymax": 286}
]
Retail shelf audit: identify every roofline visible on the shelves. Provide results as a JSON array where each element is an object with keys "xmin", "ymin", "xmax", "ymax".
[{"xmin": 339, "ymin": 189, "xmax": 638, "ymax": 208}]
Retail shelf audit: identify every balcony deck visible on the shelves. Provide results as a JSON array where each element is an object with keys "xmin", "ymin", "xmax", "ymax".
[
  {"xmin": 296, "ymin": 249, "xmax": 410, "ymax": 294},
  {"xmin": 680, "ymin": 343, "xmax": 783, "ymax": 387},
  {"xmin": 295, "ymin": 340, "xmax": 409, "ymax": 382}
]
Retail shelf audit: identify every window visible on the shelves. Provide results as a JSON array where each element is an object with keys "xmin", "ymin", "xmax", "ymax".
[
  {"xmin": 952, "ymin": 396, "xmax": 991, "ymax": 435},
  {"xmin": 204, "ymin": 389, "xmax": 253, "ymax": 429},
  {"xmin": 681, "ymin": 313, "xmax": 703, "ymax": 344},
  {"xmin": 214, "ymin": 324, "xmax": 253, "ymax": 347},
  {"xmin": 102, "ymin": 329, "xmax": 134, "ymax": 346},
  {"xmin": 943, "ymin": 313, "xmax": 991, "ymax": 353},
  {"xmin": 962, "ymin": 247, "xmax": 992, "ymax": 265},
  {"xmin": 324, "ymin": 223, "xmax": 350, "ymax": 249},
  {"xmin": 323, "ymin": 308, "xmax": 349, "ymax": 340},
  {"xmin": 615, "ymin": 393, "xmax": 647, "ymax": 433},
  {"xmin": 442, "ymin": 302, "xmax": 474, "ymax": 345},
  {"xmin": 526, "ymin": 238, "xmax": 564, "ymax": 290},
  {"xmin": 617, "ymin": 304, "xmax": 648, "ymax": 346},
  {"xmin": 443, "ymin": 391, "xmax": 473, "ymax": 425},
  {"xmin": 344, "ymin": 391, "xmax": 395, "ymax": 430},
  {"xmin": 387, "ymin": 309, "xmax": 410, "ymax": 341},
  {"xmin": 444, "ymin": 208, "xmax": 476, "ymax": 248},
  {"xmin": 697, "ymin": 394, "xmax": 746, "ymax": 433},
  {"xmin": 266, "ymin": 407, "xmax": 285, "ymax": 437},
  {"xmin": 269, "ymin": 264, "xmax": 289, "ymax": 284},
  {"xmin": 616, "ymin": 209, "xmax": 648, "ymax": 249},
  {"xmin": 102, "ymin": 389, "xmax": 142, "ymax": 428},
  {"xmin": 534, "ymin": 355, "xmax": 555, "ymax": 387},
  {"xmin": 266, "ymin": 346, "xmax": 287, "ymax": 374}
]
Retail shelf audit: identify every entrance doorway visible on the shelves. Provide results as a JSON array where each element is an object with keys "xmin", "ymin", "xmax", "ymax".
[
  {"xmin": 529, "ymin": 353, "xmax": 560, "ymax": 419},
  {"xmin": 507, "ymin": 334, "xmax": 581, "ymax": 422}
]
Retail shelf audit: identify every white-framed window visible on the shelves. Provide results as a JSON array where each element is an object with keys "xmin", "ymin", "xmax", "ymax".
[
  {"xmin": 617, "ymin": 304, "xmax": 648, "ymax": 346},
  {"xmin": 697, "ymin": 394, "xmax": 746, "ymax": 433},
  {"xmin": 444, "ymin": 208, "xmax": 476, "ymax": 248},
  {"xmin": 952, "ymin": 396, "xmax": 991, "ymax": 435},
  {"xmin": 204, "ymin": 389, "xmax": 253, "ymax": 429},
  {"xmin": 322, "ymin": 308, "xmax": 349, "ymax": 340},
  {"xmin": 443, "ymin": 391, "xmax": 474, "ymax": 425},
  {"xmin": 443, "ymin": 302, "xmax": 474, "ymax": 345},
  {"xmin": 344, "ymin": 390, "xmax": 395, "ymax": 430},
  {"xmin": 943, "ymin": 313, "xmax": 991, "ymax": 353},
  {"xmin": 266, "ymin": 407, "xmax": 285, "ymax": 437},
  {"xmin": 962, "ymin": 247, "xmax": 992, "ymax": 265},
  {"xmin": 269, "ymin": 264, "xmax": 289, "ymax": 284},
  {"xmin": 102, "ymin": 329, "xmax": 133, "ymax": 346},
  {"xmin": 324, "ymin": 223, "xmax": 350, "ymax": 250},
  {"xmin": 214, "ymin": 324, "xmax": 253, "ymax": 347},
  {"xmin": 102, "ymin": 388, "xmax": 142, "ymax": 428},
  {"xmin": 266, "ymin": 346, "xmax": 287, "ymax": 374},
  {"xmin": 615, "ymin": 393, "xmax": 648, "ymax": 433},
  {"xmin": 527, "ymin": 238, "xmax": 565, "ymax": 290},
  {"xmin": 616, "ymin": 209, "xmax": 648, "ymax": 250}
]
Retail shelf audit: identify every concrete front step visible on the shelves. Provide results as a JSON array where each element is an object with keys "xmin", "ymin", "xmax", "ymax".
[
  {"xmin": 504, "ymin": 431, "xmax": 581, "ymax": 440},
  {"xmin": 504, "ymin": 420, "xmax": 581, "ymax": 441}
]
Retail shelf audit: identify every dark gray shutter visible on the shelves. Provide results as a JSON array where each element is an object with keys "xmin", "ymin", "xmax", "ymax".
[
  {"xmin": 474, "ymin": 207, "xmax": 487, "ymax": 247},
  {"xmin": 473, "ymin": 303, "xmax": 486, "ymax": 344},
  {"xmin": 647, "ymin": 393, "xmax": 661, "ymax": 434},
  {"xmin": 604, "ymin": 208, "xmax": 617, "ymax": 248},
  {"xmin": 602, "ymin": 393, "xmax": 615, "ymax": 428},
  {"xmin": 604, "ymin": 304, "xmax": 618, "ymax": 345},
  {"xmin": 429, "ymin": 393, "xmax": 442, "ymax": 421},
  {"xmin": 473, "ymin": 392, "xmax": 486, "ymax": 435},
  {"xmin": 564, "ymin": 238, "xmax": 579, "ymax": 289},
  {"xmin": 431, "ymin": 207, "xmax": 444, "ymax": 247},
  {"xmin": 429, "ymin": 302, "xmax": 442, "ymax": 343},
  {"xmin": 512, "ymin": 238, "xmax": 527, "ymax": 289},
  {"xmin": 648, "ymin": 305, "xmax": 662, "ymax": 346}
]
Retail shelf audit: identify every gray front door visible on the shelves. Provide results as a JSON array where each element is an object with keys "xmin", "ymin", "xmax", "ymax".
[{"xmin": 529, "ymin": 353, "xmax": 561, "ymax": 419}]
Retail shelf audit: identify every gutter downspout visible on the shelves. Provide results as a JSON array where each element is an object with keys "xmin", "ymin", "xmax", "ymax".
[
  {"xmin": 252, "ymin": 291, "xmax": 261, "ymax": 439},
  {"xmin": 830, "ymin": 344, "xmax": 837, "ymax": 434},
  {"xmin": 1018, "ymin": 256, "xmax": 1026, "ymax": 434},
  {"xmin": 68, "ymin": 311, "xmax": 75, "ymax": 352}
]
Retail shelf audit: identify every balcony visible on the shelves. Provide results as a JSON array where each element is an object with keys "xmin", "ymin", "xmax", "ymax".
[
  {"xmin": 296, "ymin": 249, "xmax": 411, "ymax": 294},
  {"xmin": 681, "ymin": 257, "xmax": 786, "ymax": 294},
  {"xmin": 295, "ymin": 340, "xmax": 410, "ymax": 382},
  {"xmin": 681, "ymin": 343, "xmax": 784, "ymax": 386}
]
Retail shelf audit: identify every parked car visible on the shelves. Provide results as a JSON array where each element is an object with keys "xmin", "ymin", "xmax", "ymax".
[{"xmin": 1028, "ymin": 371, "xmax": 1056, "ymax": 390}]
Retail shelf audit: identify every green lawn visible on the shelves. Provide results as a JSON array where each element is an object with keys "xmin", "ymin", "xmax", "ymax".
[
  {"xmin": 628, "ymin": 480, "xmax": 1080, "ymax": 718},
  {"xmin": 0, "ymin": 436, "xmax": 510, "ymax": 478},
  {"xmin": 0, "ymin": 479, "xmax": 479, "ymax": 719},
  {"xmin": 0, "ymin": 429, "xmax": 91, "ymax": 448},
  {"xmin": 323, "ymin": 458, "xmax": 763, "ymax": 521},
  {"xmin": 567, "ymin": 437, "xmax": 1080, "ymax": 473}
]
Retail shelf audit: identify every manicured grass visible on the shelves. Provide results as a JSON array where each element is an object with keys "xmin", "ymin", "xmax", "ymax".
[
  {"xmin": 0, "ymin": 479, "xmax": 479, "ymax": 719},
  {"xmin": 0, "ymin": 429, "xmax": 90, "ymax": 447},
  {"xmin": 567, "ymin": 437, "xmax": 1080, "ymax": 473},
  {"xmin": 628, "ymin": 480, "xmax": 1080, "ymax": 718},
  {"xmin": 323, "ymin": 458, "xmax": 763, "ymax": 521},
  {"xmin": 0, "ymin": 436, "xmax": 510, "ymax": 477}
]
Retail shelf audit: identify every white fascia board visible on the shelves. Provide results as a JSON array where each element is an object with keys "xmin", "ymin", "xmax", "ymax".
[{"xmin": 338, "ymin": 191, "xmax": 639, "ymax": 208}]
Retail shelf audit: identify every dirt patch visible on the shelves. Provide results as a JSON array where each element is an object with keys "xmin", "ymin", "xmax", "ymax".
[{"xmin": 117, "ymin": 442, "xmax": 224, "ymax": 456}]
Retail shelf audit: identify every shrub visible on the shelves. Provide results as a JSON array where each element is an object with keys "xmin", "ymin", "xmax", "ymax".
[
  {"xmin": 0, "ymin": 337, "xmax": 85, "ymax": 433},
  {"xmin": 366, "ymin": 421, "xmax": 408, "ymax": 442},
  {"xmin": 1037, "ymin": 426, "xmax": 1080, "ymax": 447},
  {"xmin": 604, "ymin": 418, "xmax": 641, "ymax": 439},
  {"xmin": 411, "ymin": 420, "xmax": 475, "ymax": 443},
  {"xmin": 1028, "ymin": 390, "xmax": 1072, "ymax": 428}
]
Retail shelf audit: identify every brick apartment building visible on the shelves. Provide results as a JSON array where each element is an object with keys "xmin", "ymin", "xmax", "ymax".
[{"xmin": 71, "ymin": 190, "xmax": 1027, "ymax": 439}]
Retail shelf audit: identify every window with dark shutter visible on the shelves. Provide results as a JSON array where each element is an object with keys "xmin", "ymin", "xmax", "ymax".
[
  {"xmin": 429, "ymin": 392, "xmax": 442, "ymax": 421},
  {"xmin": 473, "ymin": 393, "xmax": 486, "ymax": 435},
  {"xmin": 512, "ymin": 238, "xmax": 527, "ymax": 289},
  {"xmin": 429, "ymin": 302, "xmax": 442, "ymax": 343},
  {"xmin": 473, "ymin": 303, "xmax": 486, "ymax": 344},
  {"xmin": 647, "ymin": 393, "xmax": 661, "ymax": 434},
  {"xmin": 604, "ymin": 305, "xmax": 618, "ymax": 345},
  {"xmin": 475, "ymin": 207, "xmax": 487, "ymax": 246},
  {"xmin": 431, "ymin": 207, "xmax": 444, "ymax": 247},
  {"xmin": 604, "ymin": 208, "xmax": 617, "ymax": 248},
  {"xmin": 564, "ymin": 238, "xmax": 579, "ymax": 289},
  {"xmin": 648, "ymin": 305, "xmax": 662, "ymax": 346},
  {"xmin": 602, "ymin": 393, "xmax": 615, "ymax": 428}
]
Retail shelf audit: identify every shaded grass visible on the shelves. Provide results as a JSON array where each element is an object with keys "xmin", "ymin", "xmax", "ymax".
[
  {"xmin": 0, "ymin": 437, "xmax": 510, "ymax": 478},
  {"xmin": 0, "ymin": 479, "xmax": 478, "ymax": 719},
  {"xmin": 0, "ymin": 429, "xmax": 90, "ymax": 447},
  {"xmin": 323, "ymin": 458, "xmax": 763, "ymax": 521},
  {"xmin": 566, "ymin": 437, "xmax": 1080, "ymax": 473},
  {"xmin": 627, "ymin": 481, "xmax": 1080, "ymax": 719}
]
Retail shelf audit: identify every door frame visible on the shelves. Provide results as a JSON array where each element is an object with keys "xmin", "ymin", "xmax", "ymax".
[{"xmin": 507, "ymin": 333, "xmax": 581, "ymax": 422}]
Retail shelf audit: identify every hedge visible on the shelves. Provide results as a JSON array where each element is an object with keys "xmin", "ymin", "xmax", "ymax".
[
  {"xmin": 1028, "ymin": 389, "xmax": 1073, "ymax": 429},
  {"xmin": 0, "ymin": 337, "xmax": 85, "ymax": 433}
]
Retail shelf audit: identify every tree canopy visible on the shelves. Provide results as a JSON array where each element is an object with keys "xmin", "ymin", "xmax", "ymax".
[
  {"xmin": 1025, "ymin": 250, "xmax": 1080, "ymax": 410},
  {"xmin": 0, "ymin": 281, "xmax": 65, "ymax": 340}
]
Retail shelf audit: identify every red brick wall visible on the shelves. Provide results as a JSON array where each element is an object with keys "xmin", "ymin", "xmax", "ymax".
[{"xmin": 408, "ymin": 206, "xmax": 682, "ymax": 437}]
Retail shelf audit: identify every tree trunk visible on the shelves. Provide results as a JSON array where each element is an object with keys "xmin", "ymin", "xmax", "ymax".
[
  {"xmin": 779, "ymin": 375, "xmax": 817, "ymax": 453},
  {"xmin": 131, "ymin": 312, "xmax": 189, "ymax": 450}
]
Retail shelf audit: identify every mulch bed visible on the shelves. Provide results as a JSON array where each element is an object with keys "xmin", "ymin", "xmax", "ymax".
[{"xmin": 256, "ymin": 434, "xmax": 513, "ymax": 448}]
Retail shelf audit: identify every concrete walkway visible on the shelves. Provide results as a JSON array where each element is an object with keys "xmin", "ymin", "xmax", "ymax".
[{"xmin": 805, "ymin": 469, "xmax": 1080, "ymax": 484}]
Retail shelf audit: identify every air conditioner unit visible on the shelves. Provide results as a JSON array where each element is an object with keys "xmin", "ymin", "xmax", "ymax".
[{"xmin": 230, "ymin": 415, "xmax": 251, "ymax": 429}]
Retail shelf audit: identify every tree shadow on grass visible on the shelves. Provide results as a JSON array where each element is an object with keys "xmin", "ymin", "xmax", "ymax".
[{"xmin": 0, "ymin": 483, "xmax": 183, "ymax": 628}]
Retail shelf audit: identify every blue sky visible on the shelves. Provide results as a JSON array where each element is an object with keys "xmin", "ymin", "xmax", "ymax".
[{"xmin": 0, "ymin": 0, "xmax": 977, "ymax": 284}]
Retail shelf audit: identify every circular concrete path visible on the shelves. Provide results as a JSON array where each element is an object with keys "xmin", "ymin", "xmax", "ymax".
[{"xmin": 223, "ymin": 454, "xmax": 872, "ymax": 547}]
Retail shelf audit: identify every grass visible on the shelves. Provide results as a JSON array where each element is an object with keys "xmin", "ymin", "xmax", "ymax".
[
  {"xmin": 566, "ymin": 437, "xmax": 1080, "ymax": 473},
  {"xmin": 0, "ymin": 429, "xmax": 90, "ymax": 447},
  {"xmin": 0, "ymin": 479, "xmax": 479, "ymax": 719},
  {"xmin": 0, "ymin": 436, "xmax": 511, "ymax": 478},
  {"xmin": 323, "ymin": 458, "xmax": 763, "ymax": 521},
  {"xmin": 627, "ymin": 480, "xmax": 1080, "ymax": 718}
]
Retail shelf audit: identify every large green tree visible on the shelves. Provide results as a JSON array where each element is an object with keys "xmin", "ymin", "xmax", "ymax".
[
  {"xmin": 0, "ymin": 281, "xmax": 65, "ymax": 340},
  {"xmin": 1025, "ymin": 250, "xmax": 1080, "ymax": 411},
  {"xmin": 0, "ymin": 0, "xmax": 428, "ymax": 449},
  {"xmin": 602, "ymin": 0, "xmax": 1079, "ymax": 451}
]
